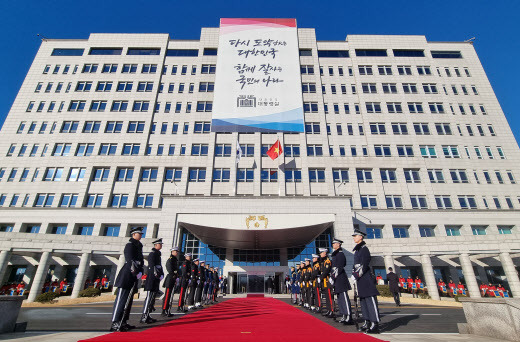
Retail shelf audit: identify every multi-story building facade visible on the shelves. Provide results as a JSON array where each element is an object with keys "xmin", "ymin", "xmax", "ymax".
[{"xmin": 0, "ymin": 21, "xmax": 519, "ymax": 301}]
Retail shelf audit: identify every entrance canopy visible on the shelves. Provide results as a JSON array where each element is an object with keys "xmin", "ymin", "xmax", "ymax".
[{"xmin": 178, "ymin": 213, "xmax": 334, "ymax": 249}]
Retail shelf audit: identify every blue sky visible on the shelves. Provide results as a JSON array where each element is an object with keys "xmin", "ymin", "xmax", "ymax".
[{"xmin": 1, "ymin": 0, "xmax": 519, "ymax": 143}]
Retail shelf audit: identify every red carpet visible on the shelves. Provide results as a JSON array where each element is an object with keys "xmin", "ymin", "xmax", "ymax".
[
  {"xmin": 79, "ymin": 298, "xmax": 386, "ymax": 342},
  {"xmin": 246, "ymin": 293, "xmax": 264, "ymax": 298}
]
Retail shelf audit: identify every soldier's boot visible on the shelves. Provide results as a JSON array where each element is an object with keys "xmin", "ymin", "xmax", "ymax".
[
  {"xmin": 343, "ymin": 315, "xmax": 354, "ymax": 325},
  {"xmin": 366, "ymin": 322, "xmax": 380, "ymax": 334},
  {"xmin": 358, "ymin": 320, "xmax": 370, "ymax": 332},
  {"xmin": 110, "ymin": 322, "xmax": 125, "ymax": 332},
  {"xmin": 161, "ymin": 309, "xmax": 168, "ymax": 316}
]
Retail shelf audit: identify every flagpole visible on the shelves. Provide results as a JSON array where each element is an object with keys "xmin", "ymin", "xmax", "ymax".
[{"xmin": 278, "ymin": 132, "xmax": 282, "ymax": 196}]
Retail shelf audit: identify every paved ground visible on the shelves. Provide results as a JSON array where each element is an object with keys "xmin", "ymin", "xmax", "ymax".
[
  {"xmin": 281, "ymin": 298, "xmax": 466, "ymax": 333},
  {"xmin": 0, "ymin": 295, "xmax": 504, "ymax": 342}
]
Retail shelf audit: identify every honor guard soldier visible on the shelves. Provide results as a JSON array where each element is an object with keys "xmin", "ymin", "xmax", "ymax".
[
  {"xmin": 110, "ymin": 227, "xmax": 144, "ymax": 332},
  {"xmin": 299, "ymin": 261, "xmax": 306, "ymax": 306},
  {"xmin": 162, "ymin": 246, "xmax": 179, "ymax": 317},
  {"xmin": 187, "ymin": 258, "xmax": 199, "ymax": 310},
  {"xmin": 292, "ymin": 264, "xmax": 301, "ymax": 304},
  {"xmin": 330, "ymin": 238, "xmax": 353, "ymax": 325},
  {"xmin": 203, "ymin": 264, "xmax": 211, "ymax": 304},
  {"xmin": 177, "ymin": 253, "xmax": 192, "ymax": 312},
  {"xmin": 352, "ymin": 230, "xmax": 380, "ymax": 334},
  {"xmin": 212, "ymin": 267, "xmax": 220, "ymax": 302},
  {"xmin": 141, "ymin": 238, "xmax": 164, "ymax": 324},
  {"xmin": 303, "ymin": 258, "xmax": 312, "ymax": 309},
  {"xmin": 319, "ymin": 248, "xmax": 335, "ymax": 317},
  {"xmin": 311, "ymin": 254, "xmax": 321, "ymax": 313},
  {"xmin": 194, "ymin": 261, "xmax": 205, "ymax": 308}
]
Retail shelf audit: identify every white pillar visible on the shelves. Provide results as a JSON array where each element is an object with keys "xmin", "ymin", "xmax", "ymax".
[
  {"xmin": 27, "ymin": 251, "xmax": 51, "ymax": 302},
  {"xmin": 459, "ymin": 253, "xmax": 480, "ymax": 298},
  {"xmin": 384, "ymin": 254, "xmax": 395, "ymax": 276},
  {"xmin": 499, "ymin": 252, "xmax": 520, "ymax": 298},
  {"xmin": 421, "ymin": 254, "xmax": 440, "ymax": 301},
  {"xmin": 71, "ymin": 252, "xmax": 92, "ymax": 298},
  {"xmin": 0, "ymin": 250, "xmax": 11, "ymax": 283}
]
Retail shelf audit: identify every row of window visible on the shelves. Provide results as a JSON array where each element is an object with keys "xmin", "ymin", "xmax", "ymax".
[
  {"xmin": 6, "ymin": 140, "xmax": 506, "ymax": 161},
  {"xmin": 300, "ymin": 49, "xmax": 463, "ymax": 59},
  {"xmin": 1, "ymin": 164, "xmax": 516, "ymax": 189},
  {"xmin": 301, "ymin": 64, "xmax": 471, "ymax": 78},
  {"xmin": 26, "ymin": 99, "xmax": 212, "ymax": 113},
  {"xmin": 0, "ymin": 221, "xmax": 150, "ymax": 237},
  {"xmin": 34, "ymin": 80, "xmax": 215, "ymax": 94},
  {"xmin": 364, "ymin": 224, "xmax": 514, "ymax": 240},
  {"xmin": 42, "ymin": 63, "xmax": 216, "ymax": 75},
  {"xmin": 17, "ymin": 120, "xmax": 210, "ymax": 135},
  {"xmin": 303, "ymin": 82, "xmax": 479, "ymax": 96},
  {"xmin": 304, "ymin": 101, "xmax": 488, "ymax": 116},
  {"xmin": 1, "ymin": 190, "xmax": 517, "ymax": 211}
]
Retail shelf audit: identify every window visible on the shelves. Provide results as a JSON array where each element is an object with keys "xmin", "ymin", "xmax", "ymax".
[
  {"xmin": 98, "ymin": 143, "xmax": 117, "ymax": 156},
  {"xmin": 397, "ymin": 65, "xmax": 412, "ymax": 75},
  {"xmin": 141, "ymin": 64, "xmax": 157, "ymax": 73},
  {"xmin": 164, "ymin": 168, "xmax": 182, "ymax": 182},
  {"xmin": 507, "ymin": 171, "xmax": 516, "ymax": 184},
  {"xmin": 436, "ymin": 196, "xmax": 453, "ymax": 209},
  {"xmin": 83, "ymin": 121, "xmax": 101, "ymax": 133},
  {"xmin": 498, "ymin": 226, "xmax": 513, "ymax": 235},
  {"xmin": 317, "ymin": 50, "xmax": 349, "ymax": 57},
  {"xmin": 59, "ymin": 194, "xmax": 78, "ymax": 208},
  {"xmin": 34, "ymin": 193, "xmax": 54, "ymax": 207},
  {"xmin": 261, "ymin": 169, "xmax": 278, "ymax": 182},
  {"xmin": 303, "ymin": 102, "xmax": 319, "ymax": 113},
  {"xmin": 308, "ymin": 169, "xmax": 325, "ymax": 183},
  {"xmin": 432, "ymin": 51, "xmax": 462, "ymax": 59},
  {"xmin": 382, "ymin": 83, "xmax": 398, "ymax": 94},
  {"xmin": 374, "ymin": 145, "xmax": 391, "ymax": 157},
  {"xmin": 355, "ymin": 49, "xmax": 387, "ymax": 57},
  {"xmin": 394, "ymin": 49, "xmax": 425, "ymax": 57},
  {"xmin": 301, "ymin": 82, "xmax": 316, "ymax": 93},
  {"xmin": 442, "ymin": 145, "xmax": 460, "ymax": 158},
  {"xmin": 138, "ymin": 167, "xmax": 157, "ymax": 182},
  {"xmin": 392, "ymin": 123, "xmax": 408, "ymax": 135},
  {"xmin": 51, "ymin": 48, "xmax": 83, "ymax": 56},
  {"xmin": 111, "ymin": 101, "xmax": 128, "ymax": 112},
  {"xmin": 127, "ymin": 121, "xmax": 145, "ymax": 133},
  {"xmin": 356, "ymin": 169, "xmax": 373, "ymax": 183},
  {"xmin": 137, "ymin": 82, "xmax": 153, "ymax": 92},
  {"xmin": 305, "ymin": 122, "xmax": 321, "ymax": 134},
  {"xmin": 306, "ymin": 145, "xmax": 323, "ymax": 156},
  {"xmin": 386, "ymin": 195, "xmax": 403, "ymax": 209},
  {"xmin": 419, "ymin": 226, "xmax": 435, "ymax": 237},
  {"xmin": 78, "ymin": 226, "xmax": 94, "ymax": 236},
  {"xmin": 429, "ymin": 102, "xmax": 445, "ymax": 114},
  {"xmin": 213, "ymin": 144, "xmax": 231, "ymax": 157},
  {"xmin": 450, "ymin": 169, "xmax": 468, "ymax": 183},
  {"xmin": 393, "ymin": 226, "xmax": 409, "ymax": 238},
  {"xmin": 193, "ymin": 122, "xmax": 211, "ymax": 134},
  {"xmin": 89, "ymin": 101, "xmax": 107, "ymax": 112},
  {"xmin": 284, "ymin": 145, "xmax": 300, "ymax": 157},
  {"xmin": 43, "ymin": 167, "xmax": 63, "ymax": 181},
  {"xmin": 116, "ymin": 168, "xmax": 134, "ymax": 182},
  {"xmin": 68, "ymin": 100, "xmax": 86, "ymax": 112},
  {"xmin": 122, "ymin": 144, "xmax": 140, "ymax": 155},
  {"xmin": 191, "ymin": 144, "xmax": 209, "ymax": 156},
  {"xmin": 199, "ymin": 82, "xmax": 214, "ymax": 92},
  {"xmin": 411, "ymin": 195, "xmax": 428, "ymax": 209},
  {"xmin": 428, "ymin": 169, "xmax": 445, "ymax": 183},
  {"xmin": 417, "ymin": 66, "xmax": 432, "ymax": 75},
  {"xmin": 105, "ymin": 121, "xmax": 123, "ymax": 133},
  {"xmin": 17, "ymin": 144, "xmax": 28, "ymax": 157},
  {"xmin": 459, "ymin": 196, "xmax": 477, "ymax": 209},
  {"xmin": 86, "ymin": 194, "xmax": 103, "ymax": 208},
  {"xmin": 380, "ymin": 169, "xmax": 397, "ymax": 183},
  {"xmin": 196, "ymin": 101, "xmax": 213, "ymax": 112},
  {"xmin": 361, "ymin": 195, "xmax": 378, "ymax": 209},
  {"xmin": 201, "ymin": 64, "xmax": 216, "ymax": 74},
  {"xmin": 285, "ymin": 169, "xmax": 302, "ymax": 183},
  {"xmin": 212, "ymin": 168, "xmax": 231, "ymax": 183},
  {"xmin": 366, "ymin": 227, "xmax": 383, "ymax": 239},
  {"xmin": 67, "ymin": 168, "xmax": 86, "ymax": 181},
  {"xmin": 358, "ymin": 65, "xmax": 373, "ymax": 75},
  {"xmin": 52, "ymin": 143, "xmax": 72, "ymax": 156},
  {"xmin": 332, "ymin": 169, "xmax": 349, "ymax": 183},
  {"xmin": 408, "ymin": 102, "xmax": 423, "ymax": 113},
  {"xmin": 378, "ymin": 65, "xmax": 392, "ymax": 75},
  {"xmin": 397, "ymin": 145, "xmax": 414, "ymax": 157},
  {"xmin": 365, "ymin": 102, "xmax": 382, "ymax": 113},
  {"xmin": 404, "ymin": 169, "xmax": 421, "ymax": 183},
  {"xmin": 235, "ymin": 168, "xmax": 254, "ymax": 182},
  {"xmin": 132, "ymin": 101, "xmax": 149, "ymax": 112},
  {"xmin": 300, "ymin": 65, "xmax": 314, "ymax": 74},
  {"xmin": 188, "ymin": 168, "xmax": 206, "ymax": 182},
  {"xmin": 362, "ymin": 83, "xmax": 377, "ymax": 94},
  {"xmin": 387, "ymin": 102, "xmax": 403, "ymax": 114},
  {"xmin": 75, "ymin": 81, "xmax": 92, "ymax": 92},
  {"xmin": 445, "ymin": 225, "xmax": 461, "ymax": 236},
  {"xmin": 90, "ymin": 167, "xmax": 109, "ymax": 182},
  {"xmin": 166, "ymin": 49, "xmax": 197, "ymax": 57},
  {"xmin": 471, "ymin": 225, "xmax": 487, "ymax": 235},
  {"xmin": 403, "ymin": 83, "xmax": 418, "ymax": 94}
]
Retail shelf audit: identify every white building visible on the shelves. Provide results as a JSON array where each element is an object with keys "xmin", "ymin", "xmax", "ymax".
[{"xmin": 0, "ymin": 20, "xmax": 519, "ymax": 301}]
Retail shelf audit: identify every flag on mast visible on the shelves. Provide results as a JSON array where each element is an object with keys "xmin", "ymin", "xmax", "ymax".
[
  {"xmin": 266, "ymin": 139, "xmax": 283, "ymax": 160},
  {"xmin": 235, "ymin": 139, "xmax": 242, "ymax": 164}
]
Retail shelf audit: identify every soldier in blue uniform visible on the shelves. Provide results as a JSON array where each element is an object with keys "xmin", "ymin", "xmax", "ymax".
[
  {"xmin": 330, "ymin": 238, "xmax": 353, "ymax": 325},
  {"xmin": 141, "ymin": 238, "xmax": 164, "ymax": 324},
  {"xmin": 202, "ymin": 263, "xmax": 211, "ymax": 304},
  {"xmin": 352, "ymin": 230, "xmax": 380, "ymax": 334},
  {"xmin": 194, "ymin": 260, "xmax": 205, "ymax": 308},
  {"xmin": 299, "ymin": 261, "xmax": 306, "ymax": 306},
  {"xmin": 310, "ymin": 254, "xmax": 321, "ymax": 313},
  {"xmin": 161, "ymin": 246, "xmax": 179, "ymax": 317},
  {"xmin": 110, "ymin": 227, "xmax": 144, "ymax": 332},
  {"xmin": 292, "ymin": 264, "xmax": 301, "ymax": 304},
  {"xmin": 187, "ymin": 258, "xmax": 199, "ymax": 310}
]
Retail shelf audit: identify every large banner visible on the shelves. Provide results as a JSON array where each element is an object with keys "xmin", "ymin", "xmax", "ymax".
[{"xmin": 212, "ymin": 18, "xmax": 304, "ymax": 133}]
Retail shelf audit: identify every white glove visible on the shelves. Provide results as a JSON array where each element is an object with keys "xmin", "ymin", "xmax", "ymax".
[
  {"xmin": 329, "ymin": 278, "xmax": 334, "ymax": 286},
  {"xmin": 160, "ymin": 275, "xmax": 164, "ymax": 280},
  {"xmin": 136, "ymin": 272, "xmax": 143, "ymax": 279},
  {"xmin": 317, "ymin": 278, "xmax": 321, "ymax": 284}
]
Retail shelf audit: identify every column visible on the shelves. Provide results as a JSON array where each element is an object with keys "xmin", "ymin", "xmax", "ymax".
[
  {"xmin": 0, "ymin": 250, "xmax": 12, "ymax": 283},
  {"xmin": 384, "ymin": 254, "xmax": 395, "ymax": 275},
  {"xmin": 499, "ymin": 252, "xmax": 520, "ymax": 298},
  {"xmin": 229, "ymin": 274, "xmax": 234, "ymax": 294},
  {"xmin": 421, "ymin": 254, "xmax": 440, "ymax": 301},
  {"xmin": 459, "ymin": 253, "xmax": 480, "ymax": 298},
  {"xmin": 27, "ymin": 251, "xmax": 51, "ymax": 302},
  {"xmin": 71, "ymin": 252, "xmax": 92, "ymax": 298}
]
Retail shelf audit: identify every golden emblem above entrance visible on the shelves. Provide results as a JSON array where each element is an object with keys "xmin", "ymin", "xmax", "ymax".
[{"xmin": 245, "ymin": 215, "xmax": 268, "ymax": 229}]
